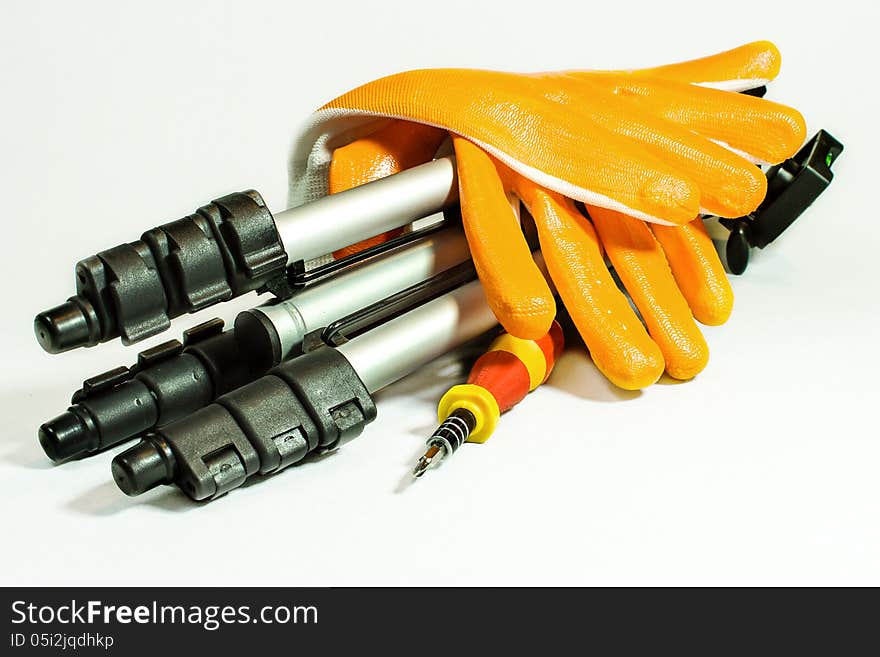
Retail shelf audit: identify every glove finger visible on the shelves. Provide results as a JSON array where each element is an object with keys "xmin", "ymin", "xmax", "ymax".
[
  {"xmin": 329, "ymin": 119, "xmax": 447, "ymax": 192},
  {"xmin": 584, "ymin": 75, "xmax": 806, "ymax": 165},
  {"xmin": 452, "ymin": 136, "xmax": 555, "ymax": 339},
  {"xmin": 551, "ymin": 76, "xmax": 768, "ymax": 218},
  {"xmin": 330, "ymin": 120, "xmax": 447, "ymax": 257},
  {"xmin": 324, "ymin": 69, "xmax": 701, "ymax": 225},
  {"xmin": 589, "ymin": 205, "xmax": 709, "ymax": 380},
  {"xmin": 651, "ymin": 219, "xmax": 734, "ymax": 326},
  {"xmin": 623, "ymin": 40, "xmax": 782, "ymax": 91},
  {"xmin": 520, "ymin": 183, "xmax": 664, "ymax": 390}
]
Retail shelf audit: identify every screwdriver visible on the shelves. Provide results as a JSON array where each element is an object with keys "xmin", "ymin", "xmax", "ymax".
[{"xmin": 412, "ymin": 319, "xmax": 564, "ymax": 478}]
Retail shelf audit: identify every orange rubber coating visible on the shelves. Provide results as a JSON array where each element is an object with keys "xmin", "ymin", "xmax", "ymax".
[
  {"xmin": 514, "ymin": 73, "xmax": 772, "ymax": 219},
  {"xmin": 500, "ymin": 163, "xmax": 664, "ymax": 389},
  {"xmin": 467, "ymin": 350, "xmax": 531, "ymax": 414},
  {"xmin": 320, "ymin": 41, "xmax": 805, "ymax": 226},
  {"xmin": 535, "ymin": 194, "xmax": 665, "ymax": 389},
  {"xmin": 581, "ymin": 75, "xmax": 805, "ymax": 166},
  {"xmin": 322, "ymin": 42, "xmax": 802, "ymax": 386},
  {"xmin": 624, "ymin": 41, "xmax": 782, "ymax": 87},
  {"xmin": 452, "ymin": 135, "xmax": 556, "ymax": 339},
  {"xmin": 572, "ymin": 41, "xmax": 799, "ymax": 166},
  {"xmin": 651, "ymin": 219, "xmax": 734, "ymax": 326},
  {"xmin": 589, "ymin": 205, "xmax": 709, "ymax": 381},
  {"xmin": 329, "ymin": 120, "xmax": 447, "ymax": 258}
]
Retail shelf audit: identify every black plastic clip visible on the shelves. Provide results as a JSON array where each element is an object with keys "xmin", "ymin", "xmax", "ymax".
[
  {"xmin": 741, "ymin": 85, "xmax": 767, "ymax": 98},
  {"xmin": 73, "ymin": 366, "xmax": 133, "ymax": 403},
  {"xmin": 312, "ymin": 210, "xmax": 541, "ymax": 348},
  {"xmin": 717, "ymin": 129, "xmax": 843, "ymax": 274},
  {"xmin": 264, "ymin": 217, "xmax": 453, "ymax": 300},
  {"xmin": 182, "ymin": 317, "xmax": 225, "ymax": 346},
  {"xmin": 135, "ymin": 339, "xmax": 184, "ymax": 371},
  {"xmin": 71, "ymin": 317, "xmax": 227, "ymax": 403},
  {"xmin": 316, "ymin": 260, "xmax": 478, "ymax": 348}
]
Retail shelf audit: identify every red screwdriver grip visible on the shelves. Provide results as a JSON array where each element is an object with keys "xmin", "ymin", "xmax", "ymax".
[{"xmin": 467, "ymin": 350, "xmax": 531, "ymax": 414}]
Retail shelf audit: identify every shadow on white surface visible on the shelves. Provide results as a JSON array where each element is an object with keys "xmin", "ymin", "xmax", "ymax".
[
  {"xmin": 5, "ymin": 436, "xmax": 56, "ymax": 471},
  {"xmin": 65, "ymin": 445, "xmax": 346, "ymax": 516},
  {"xmin": 655, "ymin": 374, "xmax": 689, "ymax": 386},
  {"xmin": 373, "ymin": 349, "xmax": 474, "ymax": 405},
  {"xmin": 66, "ymin": 480, "xmax": 197, "ymax": 516},
  {"xmin": 548, "ymin": 350, "xmax": 641, "ymax": 402},
  {"xmin": 1, "ymin": 388, "xmax": 66, "ymax": 470}
]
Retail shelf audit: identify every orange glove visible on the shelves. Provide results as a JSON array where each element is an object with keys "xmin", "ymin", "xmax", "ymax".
[{"xmin": 290, "ymin": 42, "xmax": 806, "ymax": 389}]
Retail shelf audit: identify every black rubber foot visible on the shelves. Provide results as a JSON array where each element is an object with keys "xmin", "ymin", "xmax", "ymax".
[
  {"xmin": 111, "ymin": 437, "xmax": 176, "ymax": 497},
  {"xmin": 34, "ymin": 298, "xmax": 98, "ymax": 354},
  {"xmin": 725, "ymin": 224, "xmax": 752, "ymax": 275},
  {"xmin": 39, "ymin": 411, "xmax": 93, "ymax": 462}
]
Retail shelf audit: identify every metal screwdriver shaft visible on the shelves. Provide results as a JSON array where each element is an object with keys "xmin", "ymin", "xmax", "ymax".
[
  {"xmin": 412, "ymin": 444, "xmax": 442, "ymax": 478},
  {"xmin": 412, "ymin": 408, "xmax": 476, "ymax": 478}
]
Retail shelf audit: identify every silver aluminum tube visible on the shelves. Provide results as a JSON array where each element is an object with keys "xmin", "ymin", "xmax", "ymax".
[
  {"xmin": 252, "ymin": 226, "xmax": 471, "ymax": 360},
  {"xmin": 274, "ymin": 156, "xmax": 458, "ymax": 263},
  {"xmin": 337, "ymin": 279, "xmax": 496, "ymax": 394}
]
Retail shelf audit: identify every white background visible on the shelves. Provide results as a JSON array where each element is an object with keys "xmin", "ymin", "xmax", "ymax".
[{"xmin": 1, "ymin": 0, "xmax": 878, "ymax": 586}]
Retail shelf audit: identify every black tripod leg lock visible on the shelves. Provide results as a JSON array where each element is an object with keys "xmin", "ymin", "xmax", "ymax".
[
  {"xmin": 714, "ymin": 129, "xmax": 844, "ymax": 275},
  {"xmin": 35, "ymin": 190, "xmax": 289, "ymax": 353},
  {"xmin": 39, "ymin": 315, "xmax": 279, "ymax": 464},
  {"xmin": 317, "ymin": 260, "xmax": 478, "ymax": 349},
  {"xmin": 111, "ymin": 345, "xmax": 377, "ymax": 501},
  {"xmin": 267, "ymin": 217, "xmax": 454, "ymax": 300}
]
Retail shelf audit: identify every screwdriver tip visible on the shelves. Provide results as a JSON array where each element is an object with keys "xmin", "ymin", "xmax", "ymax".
[{"xmin": 411, "ymin": 443, "xmax": 444, "ymax": 479}]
